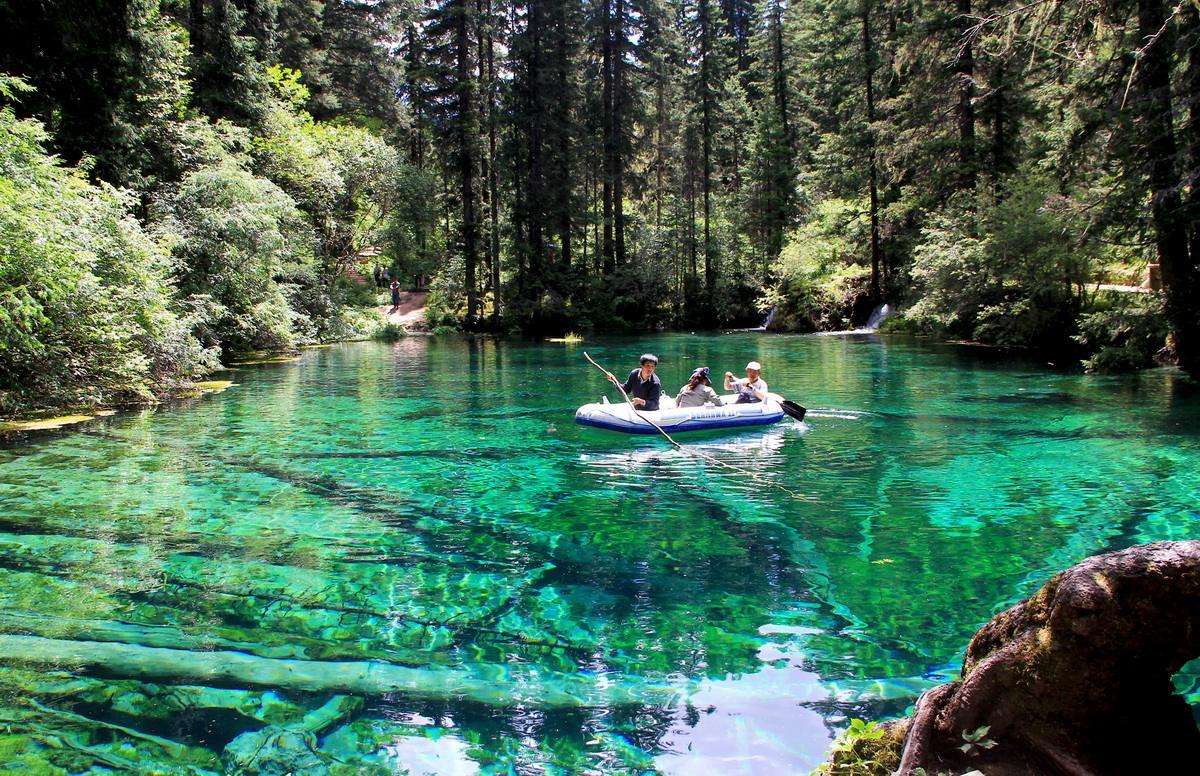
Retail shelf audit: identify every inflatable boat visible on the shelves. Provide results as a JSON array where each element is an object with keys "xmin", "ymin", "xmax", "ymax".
[{"xmin": 575, "ymin": 394, "xmax": 789, "ymax": 435}]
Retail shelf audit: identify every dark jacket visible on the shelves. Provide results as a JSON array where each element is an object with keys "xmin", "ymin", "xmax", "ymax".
[{"xmin": 623, "ymin": 369, "xmax": 662, "ymax": 411}]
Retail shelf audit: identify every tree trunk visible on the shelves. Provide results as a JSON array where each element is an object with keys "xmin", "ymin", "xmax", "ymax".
[
  {"xmin": 476, "ymin": 0, "xmax": 491, "ymax": 303},
  {"xmin": 189, "ymin": 0, "xmax": 206, "ymax": 59},
  {"xmin": 525, "ymin": 0, "xmax": 545, "ymax": 301},
  {"xmin": 769, "ymin": 0, "xmax": 791, "ymax": 275},
  {"xmin": 655, "ymin": 55, "xmax": 665, "ymax": 232},
  {"xmin": 991, "ymin": 58, "xmax": 1008, "ymax": 202},
  {"xmin": 772, "ymin": 1, "xmax": 790, "ymax": 142},
  {"xmin": 1182, "ymin": 3, "xmax": 1200, "ymax": 370},
  {"xmin": 688, "ymin": 126, "xmax": 698, "ymax": 280},
  {"xmin": 455, "ymin": 0, "xmax": 479, "ymax": 329},
  {"xmin": 613, "ymin": 0, "xmax": 627, "ymax": 268},
  {"xmin": 1135, "ymin": 0, "xmax": 1194, "ymax": 374},
  {"xmin": 555, "ymin": 1, "xmax": 572, "ymax": 271},
  {"xmin": 601, "ymin": 0, "xmax": 615, "ymax": 275},
  {"xmin": 862, "ymin": 0, "xmax": 882, "ymax": 301},
  {"xmin": 955, "ymin": 0, "xmax": 976, "ymax": 190},
  {"xmin": 700, "ymin": 0, "xmax": 714, "ymax": 313},
  {"xmin": 893, "ymin": 541, "xmax": 1200, "ymax": 775},
  {"xmin": 486, "ymin": 0, "xmax": 501, "ymax": 330}
]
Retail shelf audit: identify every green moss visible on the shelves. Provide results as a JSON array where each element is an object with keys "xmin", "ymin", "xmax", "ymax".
[
  {"xmin": 0, "ymin": 734, "xmax": 69, "ymax": 776},
  {"xmin": 811, "ymin": 719, "xmax": 905, "ymax": 776}
]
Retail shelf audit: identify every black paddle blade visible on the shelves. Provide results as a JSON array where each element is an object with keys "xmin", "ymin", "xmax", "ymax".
[{"xmin": 780, "ymin": 400, "xmax": 807, "ymax": 422}]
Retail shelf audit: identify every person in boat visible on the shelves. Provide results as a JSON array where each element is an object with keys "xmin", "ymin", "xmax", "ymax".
[
  {"xmin": 724, "ymin": 361, "xmax": 768, "ymax": 403},
  {"xmin": 611, "ymin": 353, "xmax": 662, "ymax": 410},
  {"xmin": 676, "ymin": 367, "xmax": 722, "ymax": 408}
]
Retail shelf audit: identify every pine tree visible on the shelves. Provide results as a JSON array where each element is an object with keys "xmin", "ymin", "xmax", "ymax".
[{"xmin": 425, "ymin": 0, "xmax": 482, "ymax": 326}]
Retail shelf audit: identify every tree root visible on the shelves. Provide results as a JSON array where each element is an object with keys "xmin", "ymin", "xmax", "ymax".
[{"xmin": 894, "ymin": 540, "xmax": 1200, "ymax": 775}]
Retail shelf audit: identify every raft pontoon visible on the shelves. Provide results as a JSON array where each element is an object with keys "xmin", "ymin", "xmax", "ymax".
[{"xmin": 575, "ymin": 395, "xmax": 787, "ymax": 435}]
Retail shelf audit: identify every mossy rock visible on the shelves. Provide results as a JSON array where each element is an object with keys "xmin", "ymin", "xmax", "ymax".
[
  {"xmin": 229, "ymin": 355, "xmax": 303, "ymax": 366},
  {"xmin": 0, "ymin": 414, "xmax": 95, "ymax": 433},
  {"xmin": 192, "ymin": 380, "xmax": 235, "ymax": 394}
]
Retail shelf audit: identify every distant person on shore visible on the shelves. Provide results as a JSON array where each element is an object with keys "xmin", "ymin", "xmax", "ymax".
[
  {"xmin": 725, "ymin": 361, "xmax": 768, "ymax": 403},
  {"xmin": 389, "ymin": 279, "xmax": 401, "ymax": 308},
  {"xmin": 610, "ymin": 353, "xmax": 662, "ymax": 410},
  {"xmin": 676, "ymin": 367, "xmax": 722, "ymax": 408}
]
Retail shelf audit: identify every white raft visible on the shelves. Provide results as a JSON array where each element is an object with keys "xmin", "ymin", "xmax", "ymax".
[{"xmin": 575, "ymin": 394, "xmax": 785, "ymax": 435}]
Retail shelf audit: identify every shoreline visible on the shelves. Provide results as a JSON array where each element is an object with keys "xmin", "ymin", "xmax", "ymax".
[
  {"xmin": 4, "ymin": 328, "xmax": 1183, "ymax": 436},
  {"xmin": 0, "ymin": 379, "xmax": 238, "ymax": 436}
]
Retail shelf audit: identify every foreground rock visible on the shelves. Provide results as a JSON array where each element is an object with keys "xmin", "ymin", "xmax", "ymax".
[{"xmin": 824, "ymin": 541, "xmax": 1200, "ymax": 775}]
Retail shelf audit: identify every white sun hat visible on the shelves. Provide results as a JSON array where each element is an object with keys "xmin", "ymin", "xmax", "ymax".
[{"xmin": 746, "ymin": 361, "xmax": 762, "ymax": 371}]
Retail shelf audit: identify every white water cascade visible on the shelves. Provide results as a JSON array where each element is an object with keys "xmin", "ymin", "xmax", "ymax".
[
  {"xmin": 864, "ymin": 303, "xmax": 892, "ymax": 331},
  {"xmin": 812, "ymin": 302, "xmax": 893, "ymax": 336}
]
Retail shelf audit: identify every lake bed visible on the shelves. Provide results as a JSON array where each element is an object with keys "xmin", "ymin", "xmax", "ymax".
[{"xmin": 1, "ymin": 333, "xmax": 1197, "ymax": 773}]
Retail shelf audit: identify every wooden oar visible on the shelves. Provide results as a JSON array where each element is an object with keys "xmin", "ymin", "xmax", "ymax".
[{"xmin": 581, "ymin": 352, "xmax": 812, "ymax": 501}]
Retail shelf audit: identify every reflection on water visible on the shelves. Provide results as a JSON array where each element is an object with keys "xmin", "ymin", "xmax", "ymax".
[{"xmin": 0, "ymin": 333, "xmax": 1197, "ymax": 773}]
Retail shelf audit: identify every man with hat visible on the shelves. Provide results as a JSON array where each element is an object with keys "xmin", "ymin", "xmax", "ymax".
[
  {"xmin": 725, "ymin": 361, "xmax": 768, "ymax": 404},
  {"xmin": 611, "ymin": 353, "xmax": 662, "ymax": 410}
]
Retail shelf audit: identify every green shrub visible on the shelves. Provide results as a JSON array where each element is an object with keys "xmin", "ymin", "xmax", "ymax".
[
  {"xmin": 772, "ymin": 198, "xmax": 875, "ymax": 331},
  {"xmin": 372, "ymin": 322, "xmax": 406, "ymax": 342},
  {"xmin": 0, "ymin": 99, "xmax": 216, "ymax": 415},
  {"xmin": 1076, "ymin": 293, "xmax": 1168, "ymax": 373},
  {"xmin": 903, "ymin": 182, "xmax": 1089, "ymax": 351},
  {"xmin": 157, "ymin": 163, "xmax": 314, "ymax": 357}
]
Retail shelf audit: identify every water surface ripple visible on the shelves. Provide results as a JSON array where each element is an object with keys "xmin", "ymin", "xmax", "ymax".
[{"xmin": 0, "ymin": 333, "xmax": 1197, "ymax": 774}]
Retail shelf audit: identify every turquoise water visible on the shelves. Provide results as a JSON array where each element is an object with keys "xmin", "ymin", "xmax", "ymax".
[{"xmin": 0, "ymin": 333, "xmax": 1197, "ymax": 774}]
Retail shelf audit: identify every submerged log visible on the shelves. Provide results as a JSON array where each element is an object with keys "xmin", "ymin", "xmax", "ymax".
[
  {"xmin": 223, "ymin": 695, "xmax": 362, "ymax": 774},
  {"xmin": 891, "ymin": 541, "xmax": 1200, "ymax": 775},
  {"xmin": 0, "ymin": 634, "xmax": 678, "ymax": 708}
]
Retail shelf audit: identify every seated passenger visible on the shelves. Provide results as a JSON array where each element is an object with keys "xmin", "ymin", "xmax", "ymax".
[
  {"xmin": 724, "ymin": 361, "xmax": 768, "ymax": 404},
  {"xmin": 676, "ymin": 367, "xmax": 722, "ymax": 408},
  {"xmin": 610, "ymin": 353, "xmax": 662, "ymax": 411}
]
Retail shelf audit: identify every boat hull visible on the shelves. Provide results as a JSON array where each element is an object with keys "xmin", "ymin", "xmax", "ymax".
[{"xmin": 575, "ymin": 397, "xmax": 785, "ymax": 435}]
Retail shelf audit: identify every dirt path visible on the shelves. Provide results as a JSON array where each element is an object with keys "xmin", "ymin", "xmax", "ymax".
[{"xmin": 377, "ymin": 291, "xmax": 428, "ymax": 330}]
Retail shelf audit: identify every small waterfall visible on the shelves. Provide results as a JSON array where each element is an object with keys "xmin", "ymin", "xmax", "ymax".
[
  {"xmin": 761, "ymin": 306, "xmax": 778, "ymax": 330},
  {"xmin": 864, "ymin": 303, "xmax": 892, "ymax": 332}
]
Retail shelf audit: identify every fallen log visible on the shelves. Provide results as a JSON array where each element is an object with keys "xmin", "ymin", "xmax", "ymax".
[
  {"xmin": 884, "ymin": 540, "xmax": 1200, "ymax": 775},
  {"xmin": 0, "ymin": 634, "xmax": 679, "ymax": 708}
]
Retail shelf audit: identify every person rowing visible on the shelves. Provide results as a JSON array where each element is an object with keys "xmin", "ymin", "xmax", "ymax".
[
  {"xmin": 608, "ymin": 353, "xmax": 662, "ymax": 411},
  {"xmin": 675, "ymin": 367, "xmax": 722, "ymax": 408},
  {"xmin": 724, "ymin": 360, "xmax": 768, "ymax": 404}
]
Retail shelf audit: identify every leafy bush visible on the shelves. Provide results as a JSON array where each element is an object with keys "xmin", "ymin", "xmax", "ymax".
[
  {"xmin": 903, "ymin": 183, "xmax": 1090, "ymax": 351},
  {"xmin": 253, "ymin": 68, "xmax": 431, "ymax": 284},
  {"xmin": 0, "ymin": 98, "xmax": 216, "ymax": 415},
  {"xmin": 157, "ymin": 163, "xmax": 314, "ymax": 356},
  {"xmin": 372, "ymin": 322, "xmax": 406, "ymax": 342},
  {"xmin": 771, "ymin": 198, "xmax": 874, "ymax": 331},
  {"xmin": 1076, "ymin": 293, "xmax": 1168, "ymax": 373}
]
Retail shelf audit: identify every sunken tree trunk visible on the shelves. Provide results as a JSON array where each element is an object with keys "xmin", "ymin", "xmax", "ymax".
[{"xmin": 892, "ymin": 541, "xmax": 1200, "ymax": 775}]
